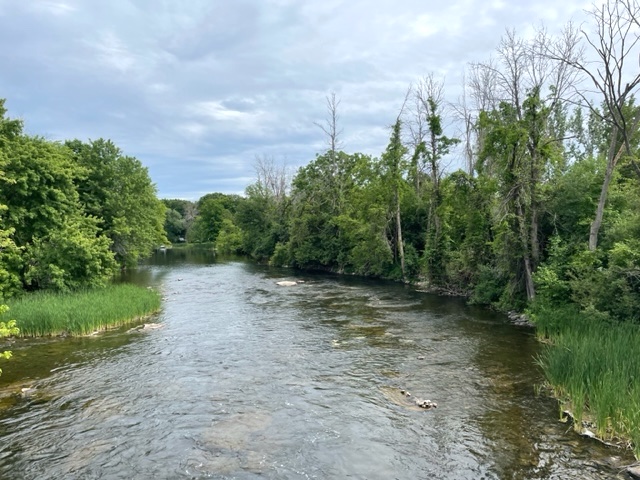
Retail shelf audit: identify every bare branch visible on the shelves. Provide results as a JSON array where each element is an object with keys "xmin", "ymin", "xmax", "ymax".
[{"xmin": 314, "ymin": 92, "xmax": 344, "ymax": 155}]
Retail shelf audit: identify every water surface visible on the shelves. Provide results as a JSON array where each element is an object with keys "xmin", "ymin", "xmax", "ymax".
[{"xmin": 0, "ymin": 249, "xmax": 633, "ymax": 479}]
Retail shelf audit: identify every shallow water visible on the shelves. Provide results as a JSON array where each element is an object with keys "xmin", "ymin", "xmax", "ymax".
[{"xmin": 0, "ymin": 249, "xmax": 633, "ymax": 479}]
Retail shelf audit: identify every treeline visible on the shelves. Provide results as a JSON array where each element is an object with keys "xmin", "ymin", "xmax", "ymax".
[
  {"xmin": 0, "ymin": 99, "xmax": 167, "ymax": 299},
  {"xmin": 175, "ymin": 1, "xmax": 639, "ymax": 325}
]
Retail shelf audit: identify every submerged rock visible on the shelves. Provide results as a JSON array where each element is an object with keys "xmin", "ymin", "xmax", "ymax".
[
  {"xmin": 507, "ymin": 311, "xmax": 535, "ymax": 327},
  {"xmin": 20, "ymin": 387, "xmax": 36, "ymax": 398},
  {"xmin": 627, "ymin": 465, "xmax": 640, "ymax": 480},
  {"xmin": 580, "ymin": 428, "xmax": 596, "ymax": 438},
  {"xmin": 276, "ymin": 281, "xmax": 297, "ymax": 286},
  {"xmin": 127, "ymin": 323, "xmax": 164, "ymax": 333}
]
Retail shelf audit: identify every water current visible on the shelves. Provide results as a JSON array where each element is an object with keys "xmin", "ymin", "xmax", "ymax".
[{"xmin": 0, "ymin": 248, "xmax": 634, "ymax": 479}]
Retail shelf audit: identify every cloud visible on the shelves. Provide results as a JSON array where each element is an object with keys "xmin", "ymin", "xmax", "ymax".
[
  {"xmin": 27, "ymin": 1, "xmax": 78, "ymax": 16},
  {"xmin": 0, "ymin": 0, "xmax": 596, "ymax": 199}
]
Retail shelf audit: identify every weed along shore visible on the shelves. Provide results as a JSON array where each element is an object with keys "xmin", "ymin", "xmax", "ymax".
[
  {"xmin": 533, "ymin": 303, "xmax": 640, "ymax": 460},
  {"xmin": 0, "ymin": 284, "xmax": 162, "ymax": 337}
]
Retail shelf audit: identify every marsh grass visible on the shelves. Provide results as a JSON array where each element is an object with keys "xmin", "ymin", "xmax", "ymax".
[
  {"xmin": 0, "ymin": 284, "xmax": 162, "ymax": 337},
  {"xmin": 533, "ymin": 303, "xmax": 640, "ymax": 457}
]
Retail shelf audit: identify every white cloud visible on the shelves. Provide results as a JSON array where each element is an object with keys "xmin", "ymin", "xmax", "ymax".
[
  {"xmin": 92, "ymin": 31, "xmax": 137, "ymax": 73},
  {"xmin": 0, "ymin": 0, "xmax": 604, "ymax": 198},
  {"xmin": 28, "ymin": 1, "xmax": 77, "ymax": 16}
]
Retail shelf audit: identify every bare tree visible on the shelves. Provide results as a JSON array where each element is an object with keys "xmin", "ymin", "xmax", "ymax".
[
  {"xmin": 404, "ymin": 75, "xmax": 450, "ymax": 192},
  {"xmin": 547, "ymin": 0, "xmax": 640, "ymax": 250},
  {"xmin": 314, "ymin": 92, "xmax": 343, "ymax": 159},
  {"xmin": 451, "ymin": 73, "xmax": 476, "ymax": 175},
  {"xmin": 460, "ymin": 60, "xmax": 500, "ymax": 176},
  {"xmin": 254, "ymin": 154, "xmax": 289, "ymax": 202}
]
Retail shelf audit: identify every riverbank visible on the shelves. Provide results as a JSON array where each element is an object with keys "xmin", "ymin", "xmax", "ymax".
[
  {"xmin": 532, "ymin": 302, "xmax": 640, "ymax": 459},
  {"xmin": 0, "ymin": 284, "xmax": 162, "ymax": 337}
]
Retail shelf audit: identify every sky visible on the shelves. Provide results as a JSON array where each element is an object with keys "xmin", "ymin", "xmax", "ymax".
[{"xmin": 0, "ymin": 0, "xmax": 593, "ymax": 200}]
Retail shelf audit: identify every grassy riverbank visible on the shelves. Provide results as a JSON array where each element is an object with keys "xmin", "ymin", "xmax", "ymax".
[
  {"xmin": 532, "ymin": 303, "xmax": 640, "ymax": 458},
  {"xmin": 0, "ymin": 284, "xmax": 162, "ymax": 337}
]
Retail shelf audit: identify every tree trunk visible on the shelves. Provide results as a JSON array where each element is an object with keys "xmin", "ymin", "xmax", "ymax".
[
  {"xmin": 395, "ymin": 189, "xmax": 406, "ymax": 282},
  {"xmin": 530, "ymin": 205, "xmax": 539, "ymax": 265},
  {"xmin": 589, "ymin": 127, "xmax": 621, "ymax": 251},
  {"xmin": 515, "ymin": 197, "xmax": 536, "ymax": 301}
]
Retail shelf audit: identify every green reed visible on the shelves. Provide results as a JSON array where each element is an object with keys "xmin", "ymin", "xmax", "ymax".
[
  {"xmin": 534, "ymin": 303, "xmax": 640, "ymax": 457},
  {"xmin": 0, "ymin": 284, "xmax": 162, "ymax": 337}
]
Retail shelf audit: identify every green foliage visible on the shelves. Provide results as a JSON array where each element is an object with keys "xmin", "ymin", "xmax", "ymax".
[
  {"xmin": 0, "ymin": 223, "xmax": 22, "ymax": 299},
  {"xmin": 162, "ymin": 198, "xmax": 197, "ymax": 242},
  {"xmin": 66, "ymin": 139, "xmax": 167, "ymax": 267},
  {"xmin": 0, "ymin": 114, "xmax": 117, "ymax": 292},
  {"xmin": 215, "ymin": 218, "xmax": 244, "ymax": 254},
  {"xmin": 470, "ymin": 265, "xmax": 507, "ymax": 305},
  {"xmin": 236, "ymin": 182, "xmax": 288, "ymax": 260},
  {"xmin": 164, "ymin": 208, "xmax": 187, "ymax": 243},
  {"xmin": 24, "ymin": 214, "xmax": 116, "ymax": 292},
  {"xmin": 1, "ymin": 284, "xmax": 161, "ymax": 337},
  {"xmin": 0, "ymin": 99, "xmax": 167, "ymax": 297},
  {"xmin": 189, "ymin": 194, "xmax": 228, "ymax": 243},
  {"xmin": 438, "ymin": 171, "xmax": 493, "ymax": 293},
  {"xmin": 270, "ymin": 241, "xmax": 292, "ymax": 267},
  {"xmin": 0, "ymin": 304, "xmax": 19, "ymax": 375}
]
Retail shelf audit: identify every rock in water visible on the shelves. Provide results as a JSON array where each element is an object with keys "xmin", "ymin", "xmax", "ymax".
[
  {"xmin": 628, "ymin": 466, "xmax": 640, "ymax": 480},
  {"xmin": 580, "ymin": 428, "xmax": 595, "ymax": 438},
  {"xmin": 276, "ymin": 281, "xmax": 297, "ymax": 286},
  {"xmin": 128, "ymin": 323, "xmax": 164, "ymax": 333}
]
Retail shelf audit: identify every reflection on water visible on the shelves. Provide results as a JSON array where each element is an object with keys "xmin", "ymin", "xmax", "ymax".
[{"xmin": 0, "ymin": 248, "xmax": 633, "ymax": 479}]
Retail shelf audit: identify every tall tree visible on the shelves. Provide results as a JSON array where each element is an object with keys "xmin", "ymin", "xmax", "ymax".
[
  {"xmin": 66, "ymin": 139, "xmax": 167, "ymax": 267},
  {"xmin": 314, "ymin": 92, "xmax": 343, "ymax": 160},
  {"xmin": 0, "ymin": 106, "xmax": 117, "ymax": 291},
  {"xmin": 236, "ymin": 156, "xmax": 290, "ymax": 260},
  {"xmin": 381, "ymin": 119, "xmax": 409, "ymax": 281},
  {"xmin": 547, "ymin": 0, "xmax": 640, "ymax": 250},
  {"xmin": 411, "ymin": 77, "xmax": 460, "ymax": 283}
]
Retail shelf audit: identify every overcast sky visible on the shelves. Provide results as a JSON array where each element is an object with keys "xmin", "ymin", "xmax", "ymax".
[{"xmin": 0, "ymin": 0, "xmax": 592, "ymax": 200}]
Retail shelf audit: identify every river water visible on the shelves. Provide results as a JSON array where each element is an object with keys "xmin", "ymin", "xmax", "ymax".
[{"xmin": 0, "ymin": 249, "xmax": 634, "ymax": 479}]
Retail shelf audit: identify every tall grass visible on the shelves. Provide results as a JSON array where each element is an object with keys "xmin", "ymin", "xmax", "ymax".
[
  {"xmin": 533, "ymin": 302, "xmax": 640, "ymax": 457},
  {"xmin": 0, "ymin": 284, "xmax": 162, "ymax": 337}
]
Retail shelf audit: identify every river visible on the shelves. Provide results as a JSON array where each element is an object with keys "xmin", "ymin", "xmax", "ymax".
[{"xmin": 0, "ymin": 248, "xmax": 633, "ymax": 479}]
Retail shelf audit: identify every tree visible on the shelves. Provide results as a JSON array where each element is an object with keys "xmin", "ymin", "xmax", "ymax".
[
  {"xmin": 548, "ymin": 0, "xmax": 640, "ymax": 250},
  {"xmin": 162, "ymin": 199, "xmax": 197, "ymax": 242},
  {"xmin": 236, "ymin": 157, "xmax": 290, "ymax": 260},
  {"xmin": 413, "ymin": 77, "xmax": 460, "ymax": 283},
  {"xmin": 381, "ymin": 119, "xmax": 409, "ymax": 281},
  {"xmin": 0, "ymin": 110, "xmax": 117, "ymax": 291},
  {"xmin": 471, "ymin": 28, "xmax": 580, "ymax": 303},
  {"xmin": 24, "ymin": 214, "xmax": 116, "ymax": 291},
  {"xmin": 189, "ymin": 194, "xmax": 230, "ymax": 243},
  {"xmin": 164, "ymin": 207, "xmax": 187, "ymax": 243},
  {"xmin": 66, "ymin": 139, "xmax": 167, "ymax": 267},
  {"xmin": 314, "ymin": 92, "xmax": 343, "ymax": 159}
]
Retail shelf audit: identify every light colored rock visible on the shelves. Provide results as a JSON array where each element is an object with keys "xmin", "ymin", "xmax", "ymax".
[
  {"xmin": 276, "ymin": 281, "xmax": 297, "ymax": 286},
  {"xmin": 20, "ymin": 387, "xmax": 36, "ymax": 398},
  {"xmin": 141, "ymin": 323, "xmax": 163, "ymax": 330},
  {"xmin": 627, "ymin": 465, "xmax": 640, "ymax": 480},
  {"xmin": 127, "ymin": 323, "xmax": 163, "ymax": 333},
  {"xmin": 580, "ymin": 428, "xmax": 595, "ymax": 438},
  {"xmin": 415, "ymin": 398, "xmax": 437, "ymax": 409}
]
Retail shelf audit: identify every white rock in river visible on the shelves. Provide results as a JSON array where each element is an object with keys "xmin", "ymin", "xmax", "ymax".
[
  {"xmin": 276, "ymin": 281, "xmax": 297, "ymax": 286},
  {"xmin": 627, "ymin": 465, "xmax": 640, "ymax": 480}
]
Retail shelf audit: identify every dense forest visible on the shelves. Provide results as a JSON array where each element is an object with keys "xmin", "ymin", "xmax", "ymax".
[
  {"xmin": 165, "ymin": 2, "xmax": 640, "ymax": 325},
  {"xmin": 0, "ymin": 98, "xmax": 167, "ymax": 299}
]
